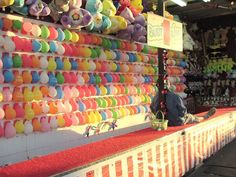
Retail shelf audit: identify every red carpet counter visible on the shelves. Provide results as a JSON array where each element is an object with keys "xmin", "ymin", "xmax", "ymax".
[{"xmin": 0, "ymin": 108, "xmax": 236, "ymax": 177}]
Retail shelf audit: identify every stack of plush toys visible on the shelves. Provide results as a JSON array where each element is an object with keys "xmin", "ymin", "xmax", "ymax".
[{"xmin": 0, "ymin": 0, "xmax": 175, "ymax": 43}]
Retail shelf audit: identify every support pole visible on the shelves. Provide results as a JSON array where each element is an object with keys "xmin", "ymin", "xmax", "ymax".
[{"xmin": 157, "ymin": 0, "xmax": 165, "ymax": 111}]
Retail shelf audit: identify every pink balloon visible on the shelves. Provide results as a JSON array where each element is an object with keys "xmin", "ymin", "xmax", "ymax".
[
  {"xmin": 3, "ymin": 87, "xmax": 12, "ymax": 102},
  {"xmin": 70, "ymin": 72, "xmax": 77, "ymax": 83},
  {"xmin": 13, "ymin": 103, "xmax": 25, "ymax": 118},
  {"xmin": 71, "ymin": 114, "xmax": 79, "ymax": 126},
  {"xmin": 57, "ymin": 101, "xmax": 65, "ymax": 113},
  {"xmin": 63, "ymin": 86, "xmax": 72, "ymax": 99},
  {"xmin": 4, "ymin": 122, "xmax": 16, "ymax": 138},
  {"xmin": 41, "ymin": 117, "xmax": 51, "ymax": 132},
  {"xmin": 63, "ymin": 72, "xmax": 71, "ymax": 83},
  {"xmin": 0, "ymin": 73, "xmax": 4, "ymax": 83}
]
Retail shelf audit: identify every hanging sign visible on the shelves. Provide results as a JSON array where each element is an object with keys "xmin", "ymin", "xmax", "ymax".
[{"xmin": 147, "ymin": 13, "xmax": 183, "ymax": 51}]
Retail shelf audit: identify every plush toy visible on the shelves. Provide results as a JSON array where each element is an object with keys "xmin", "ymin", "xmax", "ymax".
[
  {"xmin": 10, "ymin": 0, "xmax": 29, "ymax": 16},
  {"xmin": 115, "ymin": 0, "xmax": 131, "ymax": 15},
  {"xmin": 101, "ymin": 0, "xmax": 127, "ymax": 34},
  {"xmin": 131, "ymin": 14, "xmax": 147, "ymax": 42},
  {"xmin": 85, "ymin": 0, "xmax": 111, "ymax": 33},
  {"xmin": 183, "ymin": 24, "xmax": 195, "ymax": 51},
  {"xmin": 0, "ymin": 0, "xmax": 14, "ymax": 10},
  {"xmin": 49, "ymin": 0, "xmax": 70, "ymax": 22},
  {"xmin": 129, "ymin": 0, "xmax": 143, "ymax": 17},
  {"xmin": 60, "ymin": 0, "xmax": 93, "ymax": 29},
  {"xmin": 27, "ymin": 0, "xmax": 51, "ymax": 19}
]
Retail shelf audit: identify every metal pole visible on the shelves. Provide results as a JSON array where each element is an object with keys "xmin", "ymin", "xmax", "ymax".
[{"xmin": 157, "ymin": 0, "xmax": 165, "ymax": 111}]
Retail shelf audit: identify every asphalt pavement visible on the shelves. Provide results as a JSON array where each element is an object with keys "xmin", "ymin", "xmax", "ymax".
[{"xmin": 185, "ymin": 138, "xmax": 236, "ymax": 177}]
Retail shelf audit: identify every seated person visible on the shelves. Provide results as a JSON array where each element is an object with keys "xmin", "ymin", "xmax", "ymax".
[{"xmin": 150, "ymin": 81, "xmax": 216, "ymax": 126}]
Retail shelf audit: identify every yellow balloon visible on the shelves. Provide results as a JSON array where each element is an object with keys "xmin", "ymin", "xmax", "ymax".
[
  {"xmin": 95, "ymin": 111, "xmax": 102, "ymax": 122},
  {"xmin": 33, "ymin": 87, "xmax": 43, "ymax": 100},
  {"xmin": 24, "ymin": 104, "xmax": 35, "ymax": 120},
  {"xmin": 64, "ymin": 58, "xmax": 71, "ymax": 70},
  {"xmin": 71, "ymin": 32, "xmax": 79, "ymax": 43},
  {"xmin": 100, "ymin": 85, "xmax": 107, "ymax": 95},
  {"xmin": 15, "ymin": 120, "xmax": 25, "ymax": 134},
  {"xmin": 57, "ymin": 115, "xmax": 65, "ymax": 128},
  {"xmin": 47, "ymin": 57, "xmax": 57, "ymax": 71},
  {"xmin": 84, "ymin": 47, "xmax": 92, "ymax": 58},
  {"xmin": 24, "ymin": 88, "xmax": 34, "ymax": 102}
]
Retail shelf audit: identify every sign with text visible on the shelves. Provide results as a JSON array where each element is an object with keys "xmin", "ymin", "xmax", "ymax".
[{"xmin": 147, "ymin": 13, "xmax": 183, "ymax": 51}]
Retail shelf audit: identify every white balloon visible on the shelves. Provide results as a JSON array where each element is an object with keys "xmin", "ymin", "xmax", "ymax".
[
  {"xmin": 42, "ymin": 102, "xmax": 50, "ymax": 113},
  {"xmin": 77, "ymin": 74, "xmax": 85, "ymax": 85},
  {"xmin": 48, "ymin": 86, "xmax": 57, "ymax": 98},
  {"xmin": 40, "ymin": 71, "xmax": 49, "ymax": 84},
  {"xmin": 40, "ymin": 56, "xmax": 48, "ymax": 69},
  {"xmin": 57, "ymin": 44, "xmax": 65, "ymax": 55},
  {"xmin": 24, "ymin": 121, "xmax": 33, "ymax": 135},
  {"xmin": 50, "ymin": 117, "xmax": 58, "ymax": 129},
  {"xmin": 4, "ymin": 37, "xmax": 15, "ymax": 52}
]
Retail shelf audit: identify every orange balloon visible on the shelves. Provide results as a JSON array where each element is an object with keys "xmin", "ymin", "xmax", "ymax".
[
  {"xmin": 32, "ymin": 102, "xmax": 42, "ymax": 115},
  {"xmin": 3, "ymin": 18, "xmax": 13, "ymax": 31},
  {"xmin": 4, "ymin": 105, "xmax": 16, "ymax": 120},
  {"xmin": 13, "ymin": 71, "xmax": 23, "ymax": 86},
  {"xmin": 95, "ymin": 61, "xmax": 101, "ymax": 71},
  {"xmin": 22, "ymin": 71, "xmax": 32, "ymax": 83},
  {"xmin": 78, "ymin": 34, "xmax": 85, "ymax": 44},
  {"xmin": 32, "ymin": 118, "xmax": 41, "ymax": 131},
  {"xmin": 82, "ymin": 73, "xmax": 90, "ymax": 83},
  {"xmin": 40, "ymin": 86, "xmax": 49, "ymax": 97},
  {"xmin": 49, "ymin": 101, "xmax": 58, "ymax": 114},
  {"xmin": 12, "ymin": 87, "xmax": 23, "ymax": 102},
  {"xmin": 31, "ymin": 55, "xmax": 40, "ymax": 68},
  {"xmin": 91, "ymin": 35, "xmax": 98, "ymax": 44}
]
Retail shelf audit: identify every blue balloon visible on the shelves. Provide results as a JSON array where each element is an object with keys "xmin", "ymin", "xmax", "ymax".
[
  {"xmin": 78, "ymin": 101, "xmax": 86, "ymax": 112},
  {"xmin": 95, "ymin": 85, "xmax": 101, "ymax": 95},
  {"xmin": 128, "ymin": 53, "xmax": 134, "ymax": 62},
  {"xmin": 136, "ymin": 106, "xmax": 141, "ymax": 113},
  {"xmin": 100, "ymin": 111, "xmax": 107, "ymax": 120},
  {"xmin": 31, "ymin": 71, "xmax": 40, "ymax": 83},
  {"xmin": 111, "ymin": 40, "xmax": 117, "ymax": 49},
  {"xmin": 105, "ymin": 73, "xmax": 112, "ymax": 82},
  {"xmin": 57, "ymin": 28, "xmax": 65, "ymax": 41},
  {"xmin": 4, "ymin": 70, "xmax": 14, "ymax": 83},
  {"xmin": 56, "ymin": 57, "xmax": 64, "ymax": 70},
  {"xmin": 48, "ymin": 73, "xmax": 57, "ymax": 86},
  {"xmin": 49, "ymin": 41, "xmax": 58, "ymax": 53},
  {"xmin": 116, "ymin": 64, "xmax": 121, "ymax": 72},
  {"xmin": 71, "ymin": 59, "xmax": 78, "ymax": 70},
  {"xmin": 3, "ymin": 54, "xmax": 13, "ymax": 69},
  {"xmin": 179, "ymin": 60, "xmax": 187, "ymax": 68},
  {"xmin": 132, "ymin": 53, "xmax": 137, "ymax": 62},
  {"xmin": 89, "ymin": 73, "xmax": 96, "ymax": 84},
  {"xmin": 105, "ymin": 85, "xmax": 111, "ymax": 94},
  {"xmin": 56, "ymin": 86, "xmax": 64, "ymax": 99},
  {"xmin": 32, "ymin": 39, "xmax": 42, "ymax": 52},
  {"xmin": 114, "ymin": 51, "xmax": 121, "ymax": 60}
]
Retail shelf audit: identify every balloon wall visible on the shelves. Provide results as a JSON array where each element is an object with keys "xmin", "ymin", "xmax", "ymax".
[
  {"xmin": 0, "ymin": 13, "xmax": 159, "ymax": 138},
  {"xmin": 167, "ymin": 50, "xmax": 188, "ymax": 98}
]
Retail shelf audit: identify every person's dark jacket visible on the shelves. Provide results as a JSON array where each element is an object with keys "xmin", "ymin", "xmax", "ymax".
[{"xmin": 150, "ymin": 91, "xmax": 187, "ymax": 126}]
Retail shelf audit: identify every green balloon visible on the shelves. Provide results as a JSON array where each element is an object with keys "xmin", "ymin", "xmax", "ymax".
[
  {"xmin": 107, "ymin": 40, "xmax": 112, "ymax": 49},
  {"xmin": 90, "ymin": 49, "xmax": 97, "ymax": 58},
  {"xmin": 111, "ymin": 97, "xmax": 117, "ymax": 106},
  {"xmin": 41, "ymin": 41, "xmax": 50, "ymax": 53},
  {"xmin": 136, "ymin": 87, "xmax": 141, "ymax": 94},
  {"xmin": 116, "ymin": 40, "xmax": 121, "ymax": 49},
  {"xmin": 64, "ymin": 29, "xmax": 72, "ymax": 41},
  {"xmin": 56, "ymin": 73, "xmax": 64, "ymax": 84},
  {"xmin": 13, "ymin": 20, "xmax": 22, "ymax": 30},
  {"xmin": 94, "ymin": 47, "xmax": 101, "ymax": 57},
  {"xmin": 111, "ymin": 109, "xmax": 118, "ymax": 119},
  {"xmin": 95, "ymin": 74, "xmax": 101, "ymax": 84},
  {"xmin": 153, "ymin": 66, "xmax": 158, "ymax": 73},
  {"xmin": 149, "ymin": 57, "xmax": 155, "ymax": 64},
  {"xmin": 120, "ymin": 75, "xmax": 125, "ymax": 83},
  {"xmin": 96, "ymin": 98, "xmax": 102, "ymax": 107},
  {"xmin": 102, "ymin": 38, "xmax": 108, "ymax": 48},
  {"xmin": 41, "ymin": 25, "xmax": 50, "ymax": 39},
  {"xmin": 125, "ymin": 87, "xmax": 129, "ymax": 94},
  {"xmin": 142, "ymin": 45, "xmax": 149, "ymax": 54},
  {"xmin": 13, "ymin": 55, "xmax": 22, "ymax": 68},
  {"xmin": 101, "ymin": 98, "xmax": 107, "ymax": 108}
]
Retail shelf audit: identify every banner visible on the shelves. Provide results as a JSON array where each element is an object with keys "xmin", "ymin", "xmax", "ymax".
[{"xmin": 147, "ymin": 13, "xmax": 183, "ymax": 51}]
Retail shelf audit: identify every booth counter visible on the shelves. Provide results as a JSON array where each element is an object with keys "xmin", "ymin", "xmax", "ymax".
[{"xmin": 0, "ymin": 108, "xmax": 236, "ymax": 177}]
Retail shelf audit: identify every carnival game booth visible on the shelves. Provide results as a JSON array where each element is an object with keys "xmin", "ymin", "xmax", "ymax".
[
  {"xmin": 0, "ymin": 108, "xmax": 235, "ymax": 177},
  {"xmin": 0, "ymin": 0, "xmax": 235, "ymax": 177}
]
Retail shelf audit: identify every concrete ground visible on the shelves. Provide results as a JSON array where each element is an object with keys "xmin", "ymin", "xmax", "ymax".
[{"xmin": 185, "ymin": 138, "xmax": 236, "ymax": 177}]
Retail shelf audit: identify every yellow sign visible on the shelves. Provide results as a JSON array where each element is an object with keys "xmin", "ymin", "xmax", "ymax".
[{"xmin": 147, "ymin": 13, "xmax": 183, "ymax": 51}]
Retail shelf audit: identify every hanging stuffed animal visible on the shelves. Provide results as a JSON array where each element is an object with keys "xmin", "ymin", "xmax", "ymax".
[
  {"xmin": 85, "ymin": 0, "xmax": 111, "ymax": 33},
  {"xmin": 115, "ymin": 0, "xmax": 131, "ymax": 15},
  {"xmin": 0, "ymin": 0, "xmax": 14, "ymax": 10},
  {"xmin": 10, "ymin": 0, "xmax": 29, "ymax": 16},
  {"xmin": 60, "ymin": 0, "xmax": 93, "ymax": 29},
  {"xmin": 49, "ymin": 0, "xmax": 70, "ymax": 22},
  {"xmin": 27, "ymin": 0, "xmax": 51, "ymax": 19},
  {"xmin": 101, "ymin": 0, "xmax": 127, "ymax": 34},
  {"xmin": 129, "ymin": 0, "xmax": 143, "ymax": 17},
  {"xmin": 183, "ymin": 24, "xmax": 195, "ymax": 51},
  {"xmin": 131, "ymin": 14, "xmax": 147, "ymax": 42}
]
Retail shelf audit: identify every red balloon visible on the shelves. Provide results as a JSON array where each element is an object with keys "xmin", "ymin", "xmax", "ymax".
[
  {"xmin": 82, "ymin": 86, "xmax": 91, "ymax": 97},
  {"xmin": 48, "ymin": 27, "xmax": 58, "ymax": 40},
  {"xmin": 77, "ymin": 86, "xmax": 85, "ymax": 98},
  {"xmin": 63, "ymin": 72, "xmax": 71, "ymax": 83},
  {"xmin": 70, "ymin": 72, "xmax": 77, "ymax": 83},
  {"xmin": 89, "ymin": 85, "xmax": 97, "ymax": 96},
  {"xmin": 70, "ymin": 99, "xmax": 78, "ymax": 111},
  {"xmin": 64, "ymin": 115, "xmax": 72, "ymax": 127},
  {"xmin": 22, "ymin": 54, "xmax": 32, "ymax": 68},
  {"xmin": 13, "ymin": 36, "xmax": 23, "ymax": 51},
  {"xmin": 91, "ymin": 99, "xmax": 98, "ymax": 109}
]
